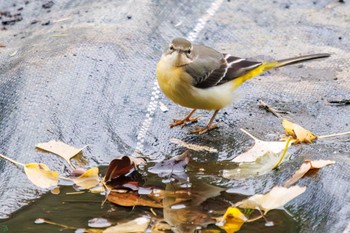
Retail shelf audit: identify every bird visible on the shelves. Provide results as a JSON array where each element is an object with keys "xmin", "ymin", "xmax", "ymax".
[{"xmin": 156, "ymin": 37, "xmax": 330, "ymax": 134}]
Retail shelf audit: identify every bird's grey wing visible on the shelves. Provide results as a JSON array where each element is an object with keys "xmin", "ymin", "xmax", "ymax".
[{"xmin": 186, "ymin": 48, "xmax": 262, "ymax": 89}]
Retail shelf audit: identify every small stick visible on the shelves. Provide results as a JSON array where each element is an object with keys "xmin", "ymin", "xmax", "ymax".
[{"xmin": 258, "ymin": 100, "xmax": 288, "ymax": 118}]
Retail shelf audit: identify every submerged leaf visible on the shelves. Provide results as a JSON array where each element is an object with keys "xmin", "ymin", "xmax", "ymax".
[
  {"xmin": 217, "ymin": 207, "xmax": 247, "ymax": 233},
  {"xmin": 107, "ymin": 191, "xmax": 163, "ymax": 208},
  {"xmin": 24, "ymin": 163, "xmax": 59, "ymax": 188},
  {"xmin": 72, "ymin": 167, "xmax": 100, "ymax": 189},
  {"xmin": 148, "ymin": 151, "xmax": 190, "ymax": 182},
  {"xmin": 236, "ymin": 186, "xmax": 306, "ymax": 214},
  {"xmin": 36, "ymin": 140, "xmax": 86, "ymax": 167},
  {"xmin": 233, "ymin": 129, "xmax": 288, "ymax": 163},
  {"xmin": 282, "ymin": 119, "xmax": 317, "ymax": 143},
  {"xmin": 284, "ymin": 160, "xmax": 335, "ymax": 187},
  {"xmin": 103, "ymin": 217, "xmax": 150, "ymax": 233},
  {"xmin": 223, "ymin": 151, "xmax": 289, "ymax": 180}
]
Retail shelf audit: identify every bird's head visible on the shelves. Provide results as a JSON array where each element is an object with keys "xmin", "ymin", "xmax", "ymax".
[{"xmin": 162, "ymin": 38, "xmax": 197, "ymax": 67}]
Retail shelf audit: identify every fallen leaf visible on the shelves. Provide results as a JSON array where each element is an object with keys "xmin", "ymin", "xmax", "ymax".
[
  {"xmin": 284, "ymin": 160, "xmax": 335, "ymax": 187},
  {"xmin": 223, "ymin": 150, "xmax": 290, "ymax": 180},
  {"xmin": 104, "ymin": 156, "xmax": 135, "ymax": 183},
  {"xmin": 217, "ymin": 207, "xmax": 247, "ymax": 233},
  {"xmin": 24, "ymin": 163, "xmax": 59, "ymax": 188},
  {"xmin": 103, "ymin": 156, "xmax": 144, "ymax": 190},
  {"xmin": 282, "ymin": 119, "xmax": 317, "ymax": 143},
  {"xmin": 148, "ymin": 151, "xmax": 190, "ymax": 182},
  {"xmin": 107, "ymin": 191, "xmax": 163, "ymax": 208},
  {"xmin": 88, "ymin": 218, "xmax": 112, "ymax": 228},
  {"xmin": 103, "ymin": 216, "xmax": 150, "ymax": 233},
  {"xmin": 72, "ymin": 167, "xmax": 100, "ymax": 189},
  {"xmin": 36, "ymin": 140, "xmax": 86, "ymax": 168},
  {"xmin": 51, "ymin": 187, "xmax": 60, "ymax": 195},
  {"xmin": 170, "ymin": 138, "xmax": 218, "ymax": 153},
  {"xmin": 236, "ymin": 186, "xmax": 306, "ymax": 214},
  {"xmin": 0, "ymin": 43, "xmax": 6, "ymax": 47},
  {"xmin": 233, "ymin": 129, "xmax": 289, "ymax": 163}
]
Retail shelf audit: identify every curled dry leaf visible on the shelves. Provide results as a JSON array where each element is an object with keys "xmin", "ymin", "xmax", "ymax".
[
  {"xmin": 217, "ymin": 207, "xmax": 247, "ymax": 233},
  {"xmin": 24, "ymin": 163, "xmax": 59, "ymax": 188},
  {"xmin": 72, "ymin": 167, "xmax": 100, "ymax": 189},
  {"xmin": 233, "ymin": 129, "xmax": 289, "ymax": 163},
  {"xmin": 36, "ymin": 140, "xmax": 86, "ymax": 167},
  {"xmin": 103, "ymin": 216, "xmax": 150, "ymax": 233},
  {"xmin": 236, "ymin": 186, "xmax": 306, "ymax": 214},
  {"xmin": 170, "ymin": 138, "xmax": 218, "ymax": 153},
  {"xmin": 284, "ymin": 160, "xmax": 335, "ymax": 187},
  {"xmin": 282, "ymin": 119, "xmax": 317, "ymax": 143}
]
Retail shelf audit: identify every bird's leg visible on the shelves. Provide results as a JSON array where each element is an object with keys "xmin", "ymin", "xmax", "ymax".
[
  {"xmin": 170, "ymin": 109, "xmax": 199, "ymax": 128},
  {"xmin": 191, "ymin": 110, "xmax": 219, "ymax": 134}
]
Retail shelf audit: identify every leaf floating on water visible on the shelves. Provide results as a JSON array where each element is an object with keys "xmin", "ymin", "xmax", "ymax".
[
  {"xmin": 223, "ymin": 151, "xmax": 289, "ymax": 180},
  {"xmin": 284, "ymin": 160, "xmax": 335, "ymax": 187},
  {"xmin": 88, "ymin": 218, "xmax": 112, "ymax": 228},
  {"xmin": 36, "ymin": 140, "xmax": 86, "ymax": 168},
  {"xmin": 103, "ymin": 216, "xmax": 150, "ymax": 233},
  {"xmin": 236, "ymin": 186, "xmax": 306, "ymax": 214},
  {"xmin": 24, "ymin": 163, "xmax": 59, "ymax": 188},
  {"xmin": 71, "ymin": 167, "xmax": 100, "ymax": 189},
  {"xmin": 282, "ymin": 119, "xmax": 317, "ymax": 143},
  {"xmin": 217, "ymin": 207, "xmax": 247, "ymax": 233},
  {"xmin": 170, "ymin": 138, "xmax": 218, "ymax": 153},
  {"xmin": 51, "ymin": 187, "xmax": 60, "ymax": 195},
  {"xmin": 233, "ymin": 129, "xmax": 288, "ymax": 163},
  {"xmin": 148, "ymin": 151, "xmax": 190, "ymax": 183}
]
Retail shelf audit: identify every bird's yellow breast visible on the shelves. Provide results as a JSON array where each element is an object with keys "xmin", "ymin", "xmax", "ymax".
[{"xmin": 156, "ymin": 57, "xmax": 234, "ymax": 110}]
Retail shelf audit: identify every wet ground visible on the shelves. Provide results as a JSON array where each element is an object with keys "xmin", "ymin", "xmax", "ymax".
[{"xmin": 1, "ymin": 0, "xmax": 350, "ymax": 232}]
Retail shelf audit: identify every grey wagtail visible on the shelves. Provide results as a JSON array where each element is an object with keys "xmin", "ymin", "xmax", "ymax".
[{"xmin": 157, "ymin": 37, "xmax": 330, "ymax": 134}]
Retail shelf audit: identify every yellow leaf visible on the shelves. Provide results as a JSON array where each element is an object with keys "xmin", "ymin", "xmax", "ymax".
[
  {"xmin": 284, "ymin": 160, "xmax": 335, "ymax": 187},
  {"xmin": 24, "ymin": 163, "xmax": 59, "ymax": 188},
  {"xmin": 103, "ymin": 217, "xmax": 150, "ymax": 233},
  {"xmin": 236, "ymin": 186, "xmax": 306, "ymax": 214},
  {"xmin": 282, "ymin": 119, "xmax": 317, "ymax": 143},
  {"xmin": 36, "ymin": 140, "xmax": 86, "ymax": 167},
  {"xmin": 217, "ymin": 207, "xmax": 246, "ymax": 233},
  {"xmin": 72, "ymin": 167, "xmax": 100, "ymax": 189}
]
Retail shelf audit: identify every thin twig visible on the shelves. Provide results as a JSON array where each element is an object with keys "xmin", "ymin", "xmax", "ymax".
[
  {"xmin": 258, "ymin": 100, "xmax": 288, "ymax": 118},
  {"xmin": 318, "ymin": 131, "xmax": 350, "ymax": 139},
  {"xmin": 0, "ymin": 153, "xmax": 25, "ymax": 167}
]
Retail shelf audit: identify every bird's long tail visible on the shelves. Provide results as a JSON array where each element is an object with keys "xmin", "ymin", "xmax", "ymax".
[
  {"xmin": 231, "ymin": 53, "xmax": 330, "ymax": 89},
  {"xmin": 263, "ymin": 53, "xmax": 331, "ymax": 71}
]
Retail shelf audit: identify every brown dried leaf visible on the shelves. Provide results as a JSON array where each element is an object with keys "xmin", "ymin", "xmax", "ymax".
[
  {"xmin": 24, "ymin": 163, "xmax": 59, "ymax": 188},
  {"xmin": 36, "ymin": 140, "xmax": 86, "ymax": 167},
  {"xmin": 107, "ymin": 191, "xmax": 163, "ymax": 208},
  {"xmin": 282, "ymin": 119, "xmax": 317, "ymax": 143},
  {"xmin": 284, "ymin": 160, "xmax": 335, "ymax": 187}
]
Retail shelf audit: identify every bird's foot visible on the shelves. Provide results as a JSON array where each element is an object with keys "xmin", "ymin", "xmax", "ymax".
[
  {"xmin": 170, "ymin": 116, "xmax": 200, "ymax": 128},
  {"xmin": 190, "ymin": 124, "xmax": 218, "ymax": 134}
]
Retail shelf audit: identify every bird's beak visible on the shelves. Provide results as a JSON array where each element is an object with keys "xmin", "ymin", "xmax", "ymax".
[{"xmin": 175, "ymin": 50, "xmax": 191, "ymax": 67}]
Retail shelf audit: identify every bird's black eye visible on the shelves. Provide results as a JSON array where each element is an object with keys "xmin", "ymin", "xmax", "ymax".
[
  {"xmin": 169, "ymin": 45, "xmax": 174, "ymax": 51},
  {"xmin": 186, "ymin": 49, "xmax": 191, "ymax": 54}
]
